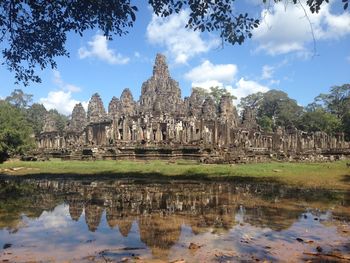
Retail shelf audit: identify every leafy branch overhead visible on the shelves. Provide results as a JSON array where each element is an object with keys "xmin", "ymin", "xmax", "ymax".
[{"xmin": 0, "ymin": 0, "xmax": 348, "ymax": 85}]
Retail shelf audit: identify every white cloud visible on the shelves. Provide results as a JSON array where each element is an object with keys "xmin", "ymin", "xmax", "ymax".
[
  {"xmin": 40, "ymin": 91, "xmax": 88, "ymax": 115},
  {"xmin": 253, "ymin": 1, "xmax": 350, "ymax": 55},
  {"xmin": 134, "ymin": 51, "xmax": 140, "ymax": 58},
  {"xmin": 191, "ymin": 80, "xmax": 225, "ymax": 90},
  {"xmin": 39, "ymin": 71, "xmax": 88, "ymax": 115},
  {"xmin": 228, "ymin": 78, "xmax": 269, "ymax": 104},
  {"xmin": 261, "ymin": 65, "xmax": 274, "ymax": 79},
  {"xmin": 53, "ymin": 70, "xmax": 81, "ymax": 93},
  {"xmin": 37, "ymin": 205, "xmax": 71, "ymax": 229},
  {"xmin": 269, "ymin": 79, "xmax": 280, "ymax": 85},
  {"xmin": 185, "ymin": 60, "xmax": 238, "ymax": 84},
  {"xmin": 261, "ymin": 64, "xmax": 280, "ymax": 86},
  {"xmin": 146, "ymin": 10, "xmax": 219, "ymax": 64},
  {"xmin": 79, "ymin": 34, "xmax": 130, "ymax": 64},
  {"xmin": 186, "ymin": 60, "xmax": 269, "ymax": 105}
]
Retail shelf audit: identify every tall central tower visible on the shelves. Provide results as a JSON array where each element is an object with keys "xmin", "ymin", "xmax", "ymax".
[{"xmin": 139, "ymin": 54, "xmax": 183, "ymax": 115}]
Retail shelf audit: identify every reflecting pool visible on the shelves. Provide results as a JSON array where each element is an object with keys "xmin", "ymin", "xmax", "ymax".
[{"xmin": 0, "ymin": 178, "xmax": 349, "ymax": 262}]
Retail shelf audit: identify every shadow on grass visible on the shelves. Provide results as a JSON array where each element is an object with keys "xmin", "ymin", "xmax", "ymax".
[
  {"xmin": 341, "ymin": 174, "xmax": 350, "ymax": 183},
  {"xmin": 0, "ymin": 170, "xmax": 285, "ymax": 185},
  {"xmin": 1, "ymin": 171, "xmax": 349, "ymax": 203}
]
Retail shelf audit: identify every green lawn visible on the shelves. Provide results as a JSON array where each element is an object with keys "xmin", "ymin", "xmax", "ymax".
[{"xmin": 0, "ymin": 159, "xmax": 349, "ymax": 190}]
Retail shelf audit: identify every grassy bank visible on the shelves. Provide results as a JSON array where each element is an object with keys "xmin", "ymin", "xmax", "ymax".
[{"xmin": 0, "ymin": 159, "xmax": 349, "ymax": 190}]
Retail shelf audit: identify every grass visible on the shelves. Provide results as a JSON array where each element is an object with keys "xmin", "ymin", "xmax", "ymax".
[{"xmin": 0, "ymin": 159, "xmax": 349, "ymax": 190}]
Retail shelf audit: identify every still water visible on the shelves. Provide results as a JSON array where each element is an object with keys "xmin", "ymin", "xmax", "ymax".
[{"xmin": 0, "ymin": 177, "xmax": 349, "ymax": 262}]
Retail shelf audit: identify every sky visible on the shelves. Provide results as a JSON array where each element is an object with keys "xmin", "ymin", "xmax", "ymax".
[{"xmin": 0, "ymin": 0, "xmax": 349, "ymax": 115}]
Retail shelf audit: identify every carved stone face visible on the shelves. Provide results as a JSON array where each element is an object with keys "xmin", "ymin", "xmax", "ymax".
[
  {"xmin": 139, "ymin": 53, "xmax": 182, "ymax": 115},
  {"xmin": 120, "ymin": 88, "xmax": 135, "ymax": 116},
  {"xmin": 70, "ymin": 103, "xmax": 87, "ymax": 132},
  {"xmin": 202, "ymin": 97, "xmax": 216, "ymax": 120},
  {"xmin": 43, "ymin": 114, "xmax": 58, "ymax": 132},
  {"xmin": 108, "ymin": 97, "xmax": 120, "ymax": 118},
  {"xmin": 87, "ymin": 93, "xmax": 106, "ymax": 123}
]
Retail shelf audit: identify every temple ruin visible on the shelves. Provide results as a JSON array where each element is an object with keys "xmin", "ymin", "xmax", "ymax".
[{"xmin": 37, "ymin": 54, "xmax": 350, "ymax": 163}]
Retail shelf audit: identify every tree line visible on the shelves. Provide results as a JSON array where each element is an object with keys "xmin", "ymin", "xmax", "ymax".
[
  {"xmin": 0, "ymin": 85, "xmax": 349, "ymax": 162},
  {"xmin": 239, "ymin": 84, "xmax": 349, "ymax": 138},
  {"xmin": 0, "ymin": 89, "xmax": 67, "ymax": 162}
]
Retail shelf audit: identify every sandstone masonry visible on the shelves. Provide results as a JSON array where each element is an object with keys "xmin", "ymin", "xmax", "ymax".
[{"xmin": 37, "ymin": 54, "xmax": 350, "ymax": 163}]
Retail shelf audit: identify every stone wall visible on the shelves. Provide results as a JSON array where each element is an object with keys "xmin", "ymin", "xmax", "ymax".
[{"xmin": 37, "ymin": 54, "xmax": 350, "ymax": 163}]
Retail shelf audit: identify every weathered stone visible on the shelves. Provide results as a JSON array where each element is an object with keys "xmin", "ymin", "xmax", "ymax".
[
  {"xmin": 87, "ymin": 93, "xmax": 107, "ymax": 123},
  {"xmin": 36, "ymin": 53, "xmax": 350, "ymax": 162},
  {"xmin": 67, "ymin": 103, "xmax": 86, "ymax": 133},
  {"xmin": 186, "ymin": 89, "xmax": 205, "ymax": 118},
  {"xmin": 139, "ymin": 53, "xmax": 183, "ymax": 115},
  {"xmin": 242, "ymin": 107, "xmax": 257, "ymax": 129},
  {"xmin": 202, "ymin": 97, "xmax": 216, "ymax": 120},
  {"xmin": 119, "ymin": 88, "xmax": 136, "ymax": 116},
  {"xmin": 219, "ymin": 95, "xmax": 238, "ymax": 127},
  {"xmin": 108, "ymin": 96, "xmax": 120, "ymax": 119},
  {"xmin": 42, "ymin": 113, "xmax": 58, "ymax": 133},
  {"xmin": 85, "ymin": 201, "xmax": 103, "ymax": 232}
]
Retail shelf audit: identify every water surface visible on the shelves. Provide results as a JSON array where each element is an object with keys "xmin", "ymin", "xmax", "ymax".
[{"xmin": 0, "ymin": 178, "xmax": 349, "ymax": 262}]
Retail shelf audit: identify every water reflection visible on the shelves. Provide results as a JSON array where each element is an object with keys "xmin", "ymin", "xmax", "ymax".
[{"xmin": 0, "ymin": 178, "xmax": 349, "ymax": 262}]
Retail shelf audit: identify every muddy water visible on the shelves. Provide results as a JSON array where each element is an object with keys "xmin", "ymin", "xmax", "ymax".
[{"xmin": 0, "ymin": 178, "xmax": 349, "ymax": 262}]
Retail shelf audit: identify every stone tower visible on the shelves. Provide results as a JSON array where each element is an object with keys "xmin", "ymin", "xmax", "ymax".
[
  {"xmin": 186, "ymin": 89, "xmax": 205, "ymax": 118},
  {"xmin": 42, "ymin": 113, "xmax": 58, "ymax": 133},
  {"xmin": 87, "ymin": 93, "xmax": 107, "ymax": 123},
  {"xmin": 119, "ymin": 88, "xmax": 136, "ymax": 116},
  {"xmin": 242, "ymin": 107, "xmax": 257, "ymax": 129},
  {"xmin": 139, "ymin": 53, "xmax": 183, "ymax": 114},
  {"xmin": 68, "ymin": 103, "xmax": 86, "ymax": 133},
  {"xmin": 202, "ymin": 97, "xmax": 217, "ymax": 120},
  {"xmin": 219, "ymin": 95, "xmax": 239, "ymax": 127},
  {"xmin": 108, "ymin": 96, "xmax": 120, "ymax": 119}
]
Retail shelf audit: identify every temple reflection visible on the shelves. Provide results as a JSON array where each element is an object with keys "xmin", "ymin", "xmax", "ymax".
[{"xmin": 0, "ymin": 178, "xmax": 349, "ymax": 258}]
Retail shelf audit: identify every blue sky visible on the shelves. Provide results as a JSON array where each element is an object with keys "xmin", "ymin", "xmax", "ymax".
[{"xmin": 0, "ymin": 0, "xmax": 349, "ymax": 115}]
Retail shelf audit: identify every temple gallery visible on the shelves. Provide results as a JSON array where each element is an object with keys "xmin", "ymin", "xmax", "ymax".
[{"xmin": 37, "ymin": 54, "xmax": 349, "ymax": 163}]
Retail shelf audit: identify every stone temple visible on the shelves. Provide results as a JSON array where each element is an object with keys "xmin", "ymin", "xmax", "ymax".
[{"xmin": 37, "ymin": 54, "xmax": 349, "ymax": 163}]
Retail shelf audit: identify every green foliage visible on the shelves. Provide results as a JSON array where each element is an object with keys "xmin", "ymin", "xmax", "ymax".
[
  {"xmin": 209, "ymin": 86, "xmax": 236, "ymax": 105},
  {"xmin": 48, "ymin": 109, "xmax": 69, "ymax": 134},
  {"xmin": 258, "ymin": 115, "xmax": 273, "ymax": 132},
  {"xmin": 299, "ymin": 109, "xmax": 342, "ymax": 135},
  {"xmin": 26, "ymin": 103, "xmax": 48, "ymax": 136},
  {"xmin": 311, "ymin": 84, "xmax": 350, "ymax": 139},
  {"xmin": 240, "ymin": 90, "xmax": 303, "ymax": 130},
  {"xmin": 275, "ymin": 98, "xmax": 303, "ymax": 127},
  {"xmin": 240, "ymin": 86, "xmax": 349, "ymax": 138},
  {"xmin": 239, "ymin": 92, "xmax": 264, "ymax": 109},
  {"xmin": 5, "ymin": 89, "xmax": 33, "ymax": 109},
  {"xmin": 314, "ymin": 84, "xmax": 350, "ymax": 118},
  {"xmin": 0, "ymin": 101, "xmax": 34, "ymax": 162},
  {"xmin": 0, "ymin": 1, "xmax": 346, "ymax": 85},
  {"xmin": 0, "ymin": 0, "xmax": 138, "ymax": 85},
  {"xmin": 151, "ymin": 0, "xmax": 259, "ymax": 45},
  {"xmin": 263, "ymin": 0, "xmax": 349, "ymax": 13},
  {"xmin": 342, "ymin": 112, "xmax": 350, "ymax": 141},
  {"xmin": 192, "ymin": 87, "xmax": 209, "ymax": 98},
  {"xmin": 5, "ymin": 89, "xmax": 48, "ymax": 136},
  {"xmin": 192, "ymin": 86, "xmax": 236, "ymax": 105}
]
